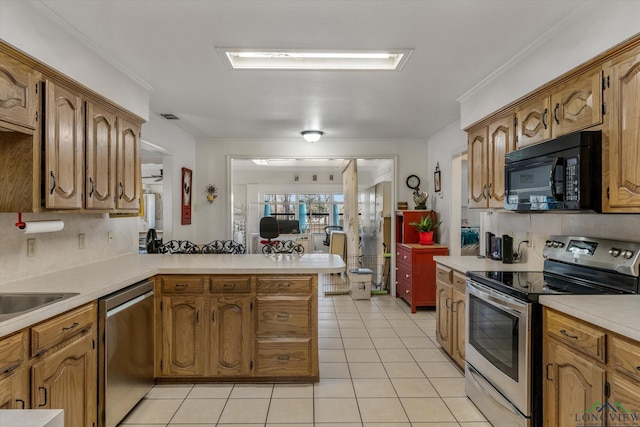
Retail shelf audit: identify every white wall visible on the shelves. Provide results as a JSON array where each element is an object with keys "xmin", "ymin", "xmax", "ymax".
[
  {"xmin": 425, "ymin": 121, "xmax": 469, "ymax": 249},
  {"xmin": 459, "ymin": 1, "xmax": 640, "ymax": 128},
  {"xmin": 195, "ymin": 139, "xmax": 428, "ymax": 243}
]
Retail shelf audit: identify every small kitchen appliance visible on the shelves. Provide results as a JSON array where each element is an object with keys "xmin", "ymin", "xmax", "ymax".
[{"xmin": 465, "ymin": 235, "xmax": 640, "ymax": 427}]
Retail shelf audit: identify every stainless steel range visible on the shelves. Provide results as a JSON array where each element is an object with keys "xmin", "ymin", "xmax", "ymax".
[{"xmin": 465, "ymin": 235, "xmax": 640, "ymax": 427}]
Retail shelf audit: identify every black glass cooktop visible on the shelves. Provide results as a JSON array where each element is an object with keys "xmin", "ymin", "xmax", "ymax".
[{"xmin": 467, "ymin": 271, "xmax": 623, "ymax": 302}]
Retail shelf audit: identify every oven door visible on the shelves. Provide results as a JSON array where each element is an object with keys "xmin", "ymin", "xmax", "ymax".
[{"xmin": 465, "ymin": 280, "xmax": 531, "ymax": 416}]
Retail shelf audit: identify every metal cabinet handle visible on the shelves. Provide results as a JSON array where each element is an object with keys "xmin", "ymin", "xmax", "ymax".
[
  {"xmin": 542, "ymin": 108, "xmax": 548, "ymax": 129},
  {"xmin": 49, "ymin": 171, "xmax": 56, "ymax": 195},
  {"xmin": 277, "ymin": 283, "xmax": 291, "ymax": 288},
  {"xmin": 277, "ymin": 355, "xmax": 290, "ymax": 361},
  {"xmin": 89, "ymin": 177, "xmax": 94, "ymax": 198},
  {"xmin": 445, "ymin": 297, "xmax": 451, "ymax": 309},
  {"xmin": 546, "ymin": 363, "xmax": 553, "ymax": 381},
  {"xmin": 405, "ymin": 274, "xmax": 410, "ymax": 278},
  {"xmin": 119, "ymin": 182, "xmax": 124, "ymax": 199},
  {"xmin": 175, "ymin": 283, "xmax": 187, "ymax": 289},
  {"xmin": 277, "ymin": 313, "xmax": 290, "ymax": 319},
  {"xmin": 223, "ymin": 283, "xmax": 236, "ymax": 289},
  {"xmin": 38, "ymin": 386, "xmax": 47, "ymax": 407},
  {"xmin": 481, "ymin": 184, "xmax": 487, "ymax": 200},
  {"xmin": 15, "ymin": 398, "xmax": 25, "ymax": 409},
  {"xmin": 196, "ymin": 310, "xmax": 200, "ymax": 323},
  {"xmin": 559, "ymin": 329, "xmax": 578, "ymax": 339},
  {"xmin": 3, "ymin": 363, "xmax": 19, "ymax": 374},
  {"xmin": 405, "ymin": 289, "xmax": 410, "ymax": 294},
  {"xmin": 211, "ymin": 310, "xmax": 215, "ymax": 323},
  {"xmin": 62, "ymin": 322, "xmax": 79, "ymax": 331},
  {"xmin": 554, "ymin": 103, "xmax": 560, "ymax": 124}
]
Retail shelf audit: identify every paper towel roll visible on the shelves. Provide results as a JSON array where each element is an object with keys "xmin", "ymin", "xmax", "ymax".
[{"xmin": 22, "ymin": 220, "xmax": 64, "ymax": 234}]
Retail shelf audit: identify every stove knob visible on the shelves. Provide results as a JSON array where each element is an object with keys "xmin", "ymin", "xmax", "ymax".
[
  {"xmin": 623, "ymin": 250, "xmax": 634, "ymax": 259},
  {"xmin": 545, "ymin": 240, "xmax": 553, "ymax": 247},
  {"xmin": 609, "ymin": 248, "xmax": 621, "ymax": 257},
  {"xmin": 557, "ymin": 242, "xmax": 565, "ymax": 248},
  {"xmin": 552, "ymin": 241, "xmax": 559, "ymax": 247}
]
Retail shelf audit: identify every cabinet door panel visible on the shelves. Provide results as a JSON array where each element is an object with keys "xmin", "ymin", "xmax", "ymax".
[
  {"xmin": 516, "ymin": 95, "xmax": 551, "ymax": 148},
  {"xmin": 544, "ymin": 340, "xmax": 605, "ymax": 427},
  {"xmin": 609, "ymin": 374, "xmax": 640, "ymax": 418},
  {"xmin": 210, "ymin": 295, "xmax": 250, "ymax": 376},
  {"xmin": 487, "ymin": 115, "xmax": 515, "ymax": 208},
  {"xmin": 31, "ymin": 335, "xmax": 96, "ymax": 427},
  {"xmin": 116, "ymin": 117, "xmax": 140, "ymax": 210},
  {"xmin": 451, "ymin": 287, "xmax": 465, "ymax": 367},
  {"xmin": 468, "ymin": 127, "xmax": 487, "ymax": 208},
  {"xmin": 551, "ymin": 70, "xmax": 602, "ymax": 139},
  {"xmin": 44, "ymin": 80, "xmax": 83, "ymax": 209},
  {"xmin": 435, "ymin": 280, "xmax": 452, "ymax": 353},
  {"xmin": 608, "ymin": 47, "xmax": 640, "ymax": 208},
  {"xmin": 85, "ymin": 101, "xmax": 116, "ymax": 210},
  {"xmin": 0, "ymin": 54, "xmax": 36, "ymax": 129},
  {"xmin": 162, "ymin": 296, "xmax": 204, "ymax": 376},
  {"xmin": 0, "ymin": 369, "xmax": 29, "ymax": 409}
]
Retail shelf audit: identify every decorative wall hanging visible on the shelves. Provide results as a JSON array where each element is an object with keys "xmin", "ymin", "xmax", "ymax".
[
  {"xmin": 205, "ymin": 184, "xmax": 217, "ymax": 203},
  {"xmin": 434, "ymin": 163, "xmax": 441, "ymax": 193},
  {"xmin": 181, "ymin": 167, "xmax": 192, "ymax": 225}
]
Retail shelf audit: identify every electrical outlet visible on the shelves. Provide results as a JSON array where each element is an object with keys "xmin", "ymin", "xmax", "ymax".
[
  {"xmin": 107, "ymin": 231, "xmax": 114, "ymax": 246},
  {"xmin": 27, "ymin": 238, "xmax": 36, "ymax": 257},
  {"xmin": 526, "ymin": 232, "xmax": 533, "ymax": 247},
  {"xmin": 78, "ymin": 233, "xmax": 85, "ymax": 249}
]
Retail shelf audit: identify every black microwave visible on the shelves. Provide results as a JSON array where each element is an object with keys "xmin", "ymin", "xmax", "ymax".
[{"xmin": 504, "ymin": 131, "xmax": 601, "ymax": 212}]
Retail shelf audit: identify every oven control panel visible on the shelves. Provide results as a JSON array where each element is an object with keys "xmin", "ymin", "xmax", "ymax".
[{"xmin": 543, "ymin": 235, "xmax": 640, "ymax": 277}]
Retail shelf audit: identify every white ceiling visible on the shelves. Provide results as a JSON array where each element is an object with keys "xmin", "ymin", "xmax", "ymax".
[{"xmin": 38, "ymin": 0, "xmax": 583, "ymax": 142}]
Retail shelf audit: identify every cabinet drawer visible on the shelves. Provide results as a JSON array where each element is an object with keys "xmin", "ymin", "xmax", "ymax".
[
  {"xmin": 397, "ymin": 262, "xmax": 412, "ymax": 285},
  {"xmin": 210, "ymin": 276, "xmax": 251, "ymax": 293},
  {"xmin": 396, "ymin": 247, "xmax": 412, "ymax": 266},
  {"xmin": 0, "ymin": 331, "xmax": 26, "ymax": 375},
  {"xmin": 255, "ymin": 338, "xmax": 311, "ymax": 376},
  {"xmin": 436, "ymin": 265, "xmax": 452, "ymax": 284},
  {"xmin": 452, "ymin": 271, "xmax": 467, "ymax": 292},
  {"xmin": 545, "ymin": 310, "xmax": 606, "ymax": 362},
  {"xmin": 256, "ymin": 276, "xmax": 313, "ymax": 293},
  {"xmin": 256, "ymin": 296, "xmax": 311, "ymax": 335},
  {"xmin": 611, "ymin": 335, "xmax": 640, "ymax": 381},
  {"xmin": 161, "ymin": 276, "xmax": 205, "ymax": 294},
  {"xmin": 31, "ymin": 303, "xmax": 95, "ymax": 356}
]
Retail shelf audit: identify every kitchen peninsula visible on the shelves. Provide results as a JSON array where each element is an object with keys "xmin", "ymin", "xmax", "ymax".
[{"xmin": 0, "ymin": 253, "xmax": 344, "ymax": 426}]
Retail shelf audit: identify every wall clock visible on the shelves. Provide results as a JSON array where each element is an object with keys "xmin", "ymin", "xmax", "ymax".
[
  {"xmin": 406, "ymin": 174, "xmax": 420, "ymax": 190},
  {"xmin": 181, "ymin": 167, "xmax": 192, "ymax": 225}
]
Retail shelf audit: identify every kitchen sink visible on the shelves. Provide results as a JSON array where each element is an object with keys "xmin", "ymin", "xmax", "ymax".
[{"xmin": 0, "ymin": 293, "xmax": 79, "ymax": 322}]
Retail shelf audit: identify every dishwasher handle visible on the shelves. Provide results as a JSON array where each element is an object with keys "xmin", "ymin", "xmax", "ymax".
[{"xmin": 106, "ymin": 290, "xmax": 153, "ymax": 318}]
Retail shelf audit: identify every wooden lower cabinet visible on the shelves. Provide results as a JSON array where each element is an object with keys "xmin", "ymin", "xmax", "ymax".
[
  {"xmin": 544, "ymin": 307, "xmax": 640, "ymax": 426},
  {"xmin": 156, "ymin": 274, "xmax": 318, "ymax": 382},
  {"xmin": 161, "ymin": 295, "xmax": 205, "ymax": 376},
  {"xmin": 435, "ymin": 264, "xmax": 466, "ymax": 368},
  {"xmin": 0, "ymin": 369, "xmax": 29, "ymax": 409},
  {"xmin": 544, "ymin": 339, "xmax": 606, "ymax": 427},
  {"xmin": 31, "ymin": 334, "xmax": 97, "ymax": 427},
  {"xmin": 209, "ymin": 295, "xmax": 251, "ymax": 376}
]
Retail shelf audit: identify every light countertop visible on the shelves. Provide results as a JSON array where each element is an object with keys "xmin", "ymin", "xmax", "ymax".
[
  {"xmin": 433, "ymin": 255, "xmax": 543, "ymax": 274},
  {"xmin": 539, "ymin": 295, "xmax": 640, "ymax": 342},
  {"xmin": 0, "ymin": 410, "xmax": 63, "ymax": 427},
  {"xmin": 0, "ymin": 253, "xmax": 345, "ymax": 337}
]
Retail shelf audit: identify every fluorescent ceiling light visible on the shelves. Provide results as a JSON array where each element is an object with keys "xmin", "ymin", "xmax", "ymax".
[
  {"xmin": 252, "ymin": 159, "xmax": 269, "ymax": 165},
  {"xmin": 219, "ymin": 48, "xmax": 412, "ymax": 70}
]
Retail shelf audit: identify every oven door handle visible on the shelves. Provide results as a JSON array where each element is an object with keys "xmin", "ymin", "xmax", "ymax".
[{"xmin": 467, "ymin": 281, "xmax": 526, "ymax": 316}]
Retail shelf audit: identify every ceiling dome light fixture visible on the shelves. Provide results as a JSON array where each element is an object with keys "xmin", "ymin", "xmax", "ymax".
[{"xmin": 301, "ymin": 130, "xmax": 324, "ymax": 143}]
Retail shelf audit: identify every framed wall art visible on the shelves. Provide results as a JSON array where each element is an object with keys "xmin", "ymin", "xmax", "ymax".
[
  {"xmin": 434, "ymin": 163, "xmax": 441, "ymax": 193},
  {"xmin": 181, "ymin": 167, "xmax": 192, "ymax": 225}
]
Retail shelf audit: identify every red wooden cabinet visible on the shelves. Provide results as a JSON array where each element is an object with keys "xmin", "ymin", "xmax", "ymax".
[
  {"xmin": 395, "ymin": 210, "xmax": 436, "ymax": 244},
  {"xmin": 395, "ymin": 243, "xmax": 449, "ymax": 313}
]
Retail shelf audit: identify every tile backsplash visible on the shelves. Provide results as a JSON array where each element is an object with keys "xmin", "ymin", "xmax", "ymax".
[
  {"xmin": 483, "ymin": 212, "xmax": 640, "ymax": 266},
  {"xmin": 0, "ymin": 213, "xmax": 137, "ymax": 285}
]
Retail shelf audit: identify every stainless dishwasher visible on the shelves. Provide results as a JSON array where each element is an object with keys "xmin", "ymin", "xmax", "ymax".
[{"xmin": 98, "ymin": 279, "xmax": 154, "ymax": 427}]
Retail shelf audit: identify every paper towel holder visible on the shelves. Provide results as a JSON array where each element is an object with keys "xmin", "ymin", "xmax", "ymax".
[{"xmin": 15, "ymin": 213, "xmax": 26, "ymax": 229}]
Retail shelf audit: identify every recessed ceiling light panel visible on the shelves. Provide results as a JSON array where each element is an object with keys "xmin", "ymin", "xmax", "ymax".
[{"xmin": 218, "ymin": 48, "xmax": 413, "ymax": 70}]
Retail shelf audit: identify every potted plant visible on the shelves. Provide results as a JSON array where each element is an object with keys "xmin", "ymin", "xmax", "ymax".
[{"xmin": 409, "ymin": 215, "xmax": 442, "ymax": 245}]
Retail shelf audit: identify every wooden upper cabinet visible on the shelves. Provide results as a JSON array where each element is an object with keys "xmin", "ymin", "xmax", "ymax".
[
  {"xmin": 0, "ymin": 53, "xmax": 37, "ymax": 130},
  {"xmin": 550, "ymin": 69, "xmax": 603, "ymax": 139},
  {"xmin": 468, "ymin": 127, "xmax": 487, "ymax": 209},
  {"xmin": 487, "ymin": 115, "xmax": 515, "ymax": 208},
  {"xmin": 516, "ymin": 94, "xmax": 551, "ymax": 149},
  {"xmin": 607, "ymin": 45, "xmax": 640, "ymax": 209},
  {"xmin": 85, "ymin": 101, "xmax": 116, "ymax": 210},
  {"xmin": 115, "ymin": 117, "xmax": 140, "ymax": 211},
  {"xmin": 44, "ymin": 79, "xmax": 84, "ymax": 209},
  {"xmin": 468, "ymin": 114, "xmax": 515, "ymax": 209},
  {"xmin": 516, "ymin": 69, "xmax": 603, "ymax": 149}
]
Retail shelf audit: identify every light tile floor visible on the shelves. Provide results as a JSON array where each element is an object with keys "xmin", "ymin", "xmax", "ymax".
[{"xmin": 119, "ymin": 293, "xmax": 490, "ymax": 426}]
